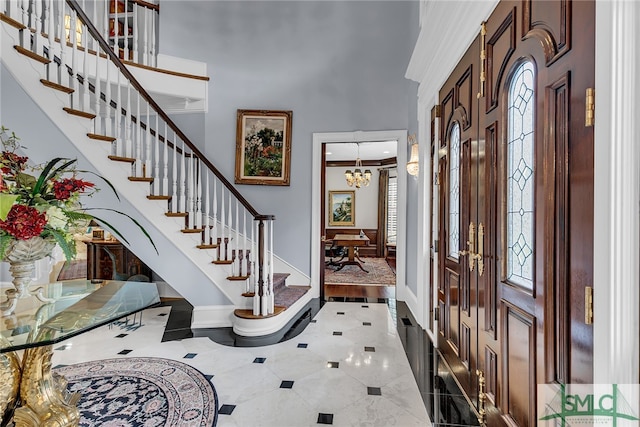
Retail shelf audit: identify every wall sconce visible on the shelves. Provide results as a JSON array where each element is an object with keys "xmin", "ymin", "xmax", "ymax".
[{"xmin": 406, "ymin": 134, "xmax": 419, "ymax": 176}]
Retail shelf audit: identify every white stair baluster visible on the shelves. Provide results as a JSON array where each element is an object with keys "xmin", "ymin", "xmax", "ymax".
[
  {"xmin": 131, "ymin": 1, "xmax": 138, "ymax": 63},
  {"xmin": 269, "ymin": 218, "xmax": 274, "ymax": 313},
  {"xmin": 81, "ymin": 0, "xmax": 90, "ymax": 112},
  {"xmin": 162, "ymin": 122, "xmax": 169, "ymax": 196},
  {"xmin": 152, "ymin": 114, "xmax": 159, "ymax": 193},
  {"xmin": 220, "ymin": 186, "xmax": 225, "ymax": 251},
  {"xmin": 170, "ymin": 131, "xmax": 177, "ymax": 212},
  {"xmin": 70, "ymin": 9, "xmax": 79, "ymax": 109},
  {"xmin": 144, "ymin": 102, "xmax": 152, "ymax": 178},
  {"xmin": 227, "ymin": 192, "xmax": 233, "ymax": 257},
  {"xmin": 235, "ymin": 199, "xmax": 239, "ymax": 274},
  {"xmin": 125, "ymin": 82, "xmax": 133, "ymax": 159},
  {"xmin": 253, "ymin": 220, "xmax": 259, "ymax": 316},
  {"xmin": 142, "ymin": 6, "xmax": 149, "ymax": 66},
  {"xmin": 46, "ymin": 0, "xmax": 55, "ymax": 81},
  {"xmin": 19, "ymin": 0, "xmax": 27, "ymax": 27},
  {"xmin": 212, "ymin": 176, "xmax": 218, "ymax": 246},
  {"xmin": 195, "ymin": 160, "xmax": 203, "ymax": 229},
  {"xmin": 203, "ymin": 171, "xmax": 210, "ymax": 245},
  {"xmin": 244, "ymin": 209, "xmax": 249, "ymax": 292},
  {"xmin": 93, "ymin": 1, "xmax": 102, "ymax": 136},
  {"xmin": 179, "ymin": 142, "xmax": 186, "ymax": 213},
  {"xmin": 135, "ymin": 93, "xmax": 142, "ymax": 176},
  {"xmin": 187, "ymin": 153, "xmax": 194, "ymax": 229},
  {"xmin": 150, "ymin": 5, "xmax": 156, "ymax": 66}
]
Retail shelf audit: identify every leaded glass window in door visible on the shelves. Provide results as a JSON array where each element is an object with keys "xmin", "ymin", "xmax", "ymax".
[
  {"xmin": 506, "ymin": 61, "xmax": 535, "ymax": 289},
  {"xmin": 448, "ymin": 122, "xmax": 461, "ymax": 259}
]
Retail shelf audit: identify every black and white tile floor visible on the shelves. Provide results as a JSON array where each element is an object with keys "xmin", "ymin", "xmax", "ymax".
[{"xmin": 52, "ymin": 301, "xmax": 431, "ymax": 426}]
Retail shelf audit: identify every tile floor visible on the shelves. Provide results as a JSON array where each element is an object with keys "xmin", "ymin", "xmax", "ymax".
[{"xmin": 52, "ymin": 301, "xmax": 432, "ymax": 426}]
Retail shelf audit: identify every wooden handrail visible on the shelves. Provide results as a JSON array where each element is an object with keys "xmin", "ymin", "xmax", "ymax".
[{"xmin": 67, "ymin": 0, "xmax": 263, "ymax": 218}]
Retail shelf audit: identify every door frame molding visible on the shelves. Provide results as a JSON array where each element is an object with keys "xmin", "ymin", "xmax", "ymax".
[
  {"xmin": 594, "ymin": 0, "xmax": 640, "ymax": 384},
  {"xmin": 311, "ymin": 130, "xmax": 409, "ymax": 304}
]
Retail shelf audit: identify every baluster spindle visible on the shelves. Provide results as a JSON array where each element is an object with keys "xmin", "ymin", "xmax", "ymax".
[
  {"xmin": 179, "ymin": 142, "xmax": 186, "ymax": 213},
  {"xmin": 170, "ymin": 131, "xmax": 177, "ymax": 212},
  {"xmin": 93, "ymin": 2, "xmax": 102, "ymax": 135},
  {"xmin": 203, "ymin": 171, "xmax": 210, "ymax": 246},
  {"xmin": 142, "ymin": 6, "xmax": 149, "ymax": 65},
  {"xmin": 269, "ymin": 218, "xmax": 274, "ymax": 313},
  {"xmin": 144, "ymin": 102, "xmax": 152, "ymax": 178},
  {"xmin": 134, "ymin": 93, "xmax": 142, "ymax": 176},
  {"xmin": 131, "ymin": 1, "xmax": 138, "ymax": 62},
  {"xmin": 46, "ymin": 0, "xmax": 55, "ymax": 82},
  {"xmin": 162, "ymin": 122, "xmax": 169, "ymax": 196},
  {"xmin": 187, "ymin": 154, "xmax": 194, "ymax": 229},
  {"xmin": 81, "ymin": 0, "xmax": 90, "ymax": 112},
  {"xmin": 212, "ymin": 176, "xmax": 218, "ymax": 246},
  {"xmin": 70, "ymin": 9, "xmax": 79, "ymax": 109},
  {"xmin": 152, "ymin": 113, "xmax": 159, "ymax": 191},
  {"xmin": 195, "ymin": 160, "xmax": 203, "ymax": 230}
]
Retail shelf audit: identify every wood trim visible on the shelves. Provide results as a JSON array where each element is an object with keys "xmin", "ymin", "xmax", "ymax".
[
  {"xmin": 147, "ymin": 195, "xmax": 171, "ymax": 201},
  {"xmin": 545, "ymin": 72, "xmax": 571, "ymax": 384},
  {"xmin": 0, "ymin": 13, "xmax": 26, "ymax": 30},
  {"xmin": 62, "ymin": 107, "xmax": 96, "ymax": 119},
  {"xmin": 234, "ymin": 306, "xmax": 286, "ymax": 319},
  {"xmin": 455, "ymin": 65, "xmax": 473, "ymax": 130},
  {"xmin": 486, "ymin": 7, "xmax": 516, "ymax": 113},
  {"xmin": 13, "ymin": 45, "xmax": 50, "ymax": 64},
  {"xmin": 122, "ymin": 60, "xmax": 210, "ymax": 81},
  {"xmin": 521, "ymin": 0, "xmax": 571, "ymax": 66},
  {"xmin": 128, "ymin": 177, "xmax": 154, "ymax": 183},
  {"xmin": 325, "ymin": 157, "xmax": 397, "ymax": 168},
  {"xmin": 181, "ymin": 228, "xmax": 204, "ymax": 234},
  {"xmin": 108, "ymin": 155, "xmax": 135, "ymax": 163},
  {"xmin": 40, "ymin": 79, "xmax": 74, "ymax": 94},
  {"xmin": 87, "ymin": 133, "xmax": 116, "ymax": 142}
]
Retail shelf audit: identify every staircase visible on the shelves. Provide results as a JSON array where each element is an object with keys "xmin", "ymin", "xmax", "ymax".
[{"xmin": 0, "ymin": 0, "xmax": 312, "ymax": 337}]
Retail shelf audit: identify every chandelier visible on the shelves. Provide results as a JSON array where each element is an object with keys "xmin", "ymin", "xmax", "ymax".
[{"xmin": 344, "ymin": 143, "xmax": 372, "ymax": 189}]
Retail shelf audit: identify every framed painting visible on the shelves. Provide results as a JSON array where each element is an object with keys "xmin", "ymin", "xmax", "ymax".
[
  {"xmin": 328, "ymin": 190, "xmax": 355, "ymax": 226},
  {"xmin": 235, "ymin": 109, "xmax": 292, "ymax": 186}
]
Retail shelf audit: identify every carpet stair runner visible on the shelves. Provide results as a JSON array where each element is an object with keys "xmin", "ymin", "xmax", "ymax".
[{"xmin": 235, "ymin": 273, "xmax": 309, "ymax": 319}]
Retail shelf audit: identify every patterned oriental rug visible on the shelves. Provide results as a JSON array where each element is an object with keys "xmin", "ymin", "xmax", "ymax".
[
  {"xmin": 324, "ymin": 257, "xmax": 396, "ymax": 286},
  {"xmin": 55, "ymin": 357, "xmax": 218, "ymax": 426}
]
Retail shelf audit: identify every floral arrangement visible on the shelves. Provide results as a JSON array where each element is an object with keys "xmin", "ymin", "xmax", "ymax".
[{"xmin": 0, "ymin": 126, "xmax": 154, "ymax": 261}]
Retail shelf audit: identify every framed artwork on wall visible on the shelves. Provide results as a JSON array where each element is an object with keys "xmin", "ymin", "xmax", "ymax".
[
  {"xmin": 235, "ymin": 109, "xmax": 292, "ymax": 186},
  {"xmin": 329, "ymin": 190, "xmax": 355, "ymax": 226}
]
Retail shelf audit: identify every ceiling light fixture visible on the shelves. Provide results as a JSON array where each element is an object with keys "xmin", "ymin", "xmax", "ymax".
[{"xmin": 344, "ymin": 143, "xmax": 372, "ymax": 189}]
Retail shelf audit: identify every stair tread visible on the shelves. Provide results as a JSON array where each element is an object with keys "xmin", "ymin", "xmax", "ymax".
[
  {"xmin": 165, "ymin": 212, "xmax": 187, "ymax": 217},
  {"xmin": 147, "ymin": 195, "xmax": 171, "ymax": 200},
  {"xmin": 88, "ymin": 133, "xmax": 116, "ymax": 142},
  {"xmin": 181, "ymin": 228, "xmax": 204, "ymax": 233},
  {"xmin": 227, "ymin": 275, "xmax": 250, "ymax": 281},
  {"xmin": 14, "ymin": 45, "xmax": 50, "ymax": 64},
  {"xmin": 128, "ymin": 177, "xmax": 154, "ymax": 182},
  {"xmin": 1, "ymin": 13, "xmax": 26, "ymax": 30},
  {"xmin": 40, "ymin": 79, "xmax": 74, "ymax": 94},
  {"xmin": 196, "ymin": 244, "xmax": 218, "ymax": 249},
  {"xmin": 63, "ymin": 107, "xmax": 96, "ymax": 119},
  {"xmin": 234, "ymin": 306, "xmax": 286, "ymax": 319},
  {"xmin": 108, "ymin": 155, "xmax": 135, "ymax": 163},
  {"xmin": 212, "ymin": 260, "xmax": 233, "ymax": 265}
]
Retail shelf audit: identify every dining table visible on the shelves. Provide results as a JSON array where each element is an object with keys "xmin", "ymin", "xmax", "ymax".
[{"xmin": 331, "ymin": 233, "xmax": 370, "ymax": 273}]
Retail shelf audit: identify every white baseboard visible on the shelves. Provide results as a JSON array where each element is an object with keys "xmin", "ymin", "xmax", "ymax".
[{"xmin": 191, "ymin": 305, "xmax": 235, "ymax": 329}]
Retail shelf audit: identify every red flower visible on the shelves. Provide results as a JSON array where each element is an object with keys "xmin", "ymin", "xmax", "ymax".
[
  {"xmin": 52, "ymin": 178, "xmax": 95, "ymax": 200},
  {"xmin": 0, "ymin": 204, "xmax": 47, "ymax": 240},
  {"xmin": 0, "ymin": 151, "xmax": 28, "ymax": 174}
]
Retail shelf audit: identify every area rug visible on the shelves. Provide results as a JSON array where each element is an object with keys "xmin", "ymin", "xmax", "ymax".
[
  {"xmin": 55, "ymin": 357, "xmax": 218, "ymax": 426},
  {"xmin": 324, "ymin": 257, "xmax": 396, "ymax": 286}
]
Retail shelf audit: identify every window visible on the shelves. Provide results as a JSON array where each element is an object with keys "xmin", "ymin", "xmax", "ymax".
[
  {"xmin": 506, "ymin": 61, "xmax": 535, "ymax": 289},
  {"xmin": 387, "ymin": 174, "xmax": 397, "ymax": 244},
  {"xmin": 448, "ymin": 122, "xmax": 461, "ymax": 259}
]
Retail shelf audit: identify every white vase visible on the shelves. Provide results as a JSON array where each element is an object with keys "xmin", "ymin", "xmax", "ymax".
[{"xmin": 3, "ymin": 236, "xmax": 56, "ymax": 299}]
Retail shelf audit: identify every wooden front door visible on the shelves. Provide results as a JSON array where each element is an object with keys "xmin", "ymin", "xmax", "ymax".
[{"xmin": 437, "ymin": 1, "xmax": 595, "ymax": 425}]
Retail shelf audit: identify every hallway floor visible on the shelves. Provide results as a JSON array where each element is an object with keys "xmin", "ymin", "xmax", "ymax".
[{"xmin": 52, "ymin": 300, "xmax": 431, "ymax": 426}]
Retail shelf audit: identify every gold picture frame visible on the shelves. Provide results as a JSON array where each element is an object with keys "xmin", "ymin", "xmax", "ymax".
[
  {"xmin": 328, "ymin": 190, "xmax": 355, "ymax": 226},
  {"xmin": 235, "ymin": 109, "xmax": 292, "ymax": 186}
]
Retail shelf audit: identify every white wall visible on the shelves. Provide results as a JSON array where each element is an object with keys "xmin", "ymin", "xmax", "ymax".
[{"xmin": 325, "ymin": 166, "xmax": 379, "ymax": 230}]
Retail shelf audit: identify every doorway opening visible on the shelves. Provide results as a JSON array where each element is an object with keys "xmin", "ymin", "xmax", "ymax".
[{"xmin": 311, "ymin": 130, "xmax": 408, "ymax": 304}]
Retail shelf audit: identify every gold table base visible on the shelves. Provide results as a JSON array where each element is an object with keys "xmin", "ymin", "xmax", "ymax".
[{"xmin": 2, "ymin": 344, "xmax": 80, "ymax": 426}]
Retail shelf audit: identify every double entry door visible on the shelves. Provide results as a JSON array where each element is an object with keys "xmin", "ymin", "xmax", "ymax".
[{"xmin": 435, "ymin": 1, "xmax": 595, "ymax": 426}]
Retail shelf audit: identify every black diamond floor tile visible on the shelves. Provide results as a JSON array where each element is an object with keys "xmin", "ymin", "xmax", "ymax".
[
  {"xmin": 118, "ymin": 349, "xmax": 132, "ymax": 355},
  {"xmin": 367, "ymin": 386, "xmax": 382, "ymax": 396},
  {"xmin": 317, "ymin": 413, "xmax": 333, "ymax": 424},
  {"xmin": 297, "ymin": 343, "xmax": 308, "ymax": 348},
  {"xmin": 253, "ymin": 357, "xmax": 267, "ymax": 363},
  {"xmin": 280, "ymin": 380, "xmax": 294, "ymax": 389},
  {"xmin": 218, "ymin": 404, "xmax": 236, "ymax": 415}
]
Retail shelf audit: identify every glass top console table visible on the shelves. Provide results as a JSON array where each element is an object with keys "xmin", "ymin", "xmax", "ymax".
[{"xmin": 0, "ymin": 280, "xmax": 160, "ymax": 426}]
